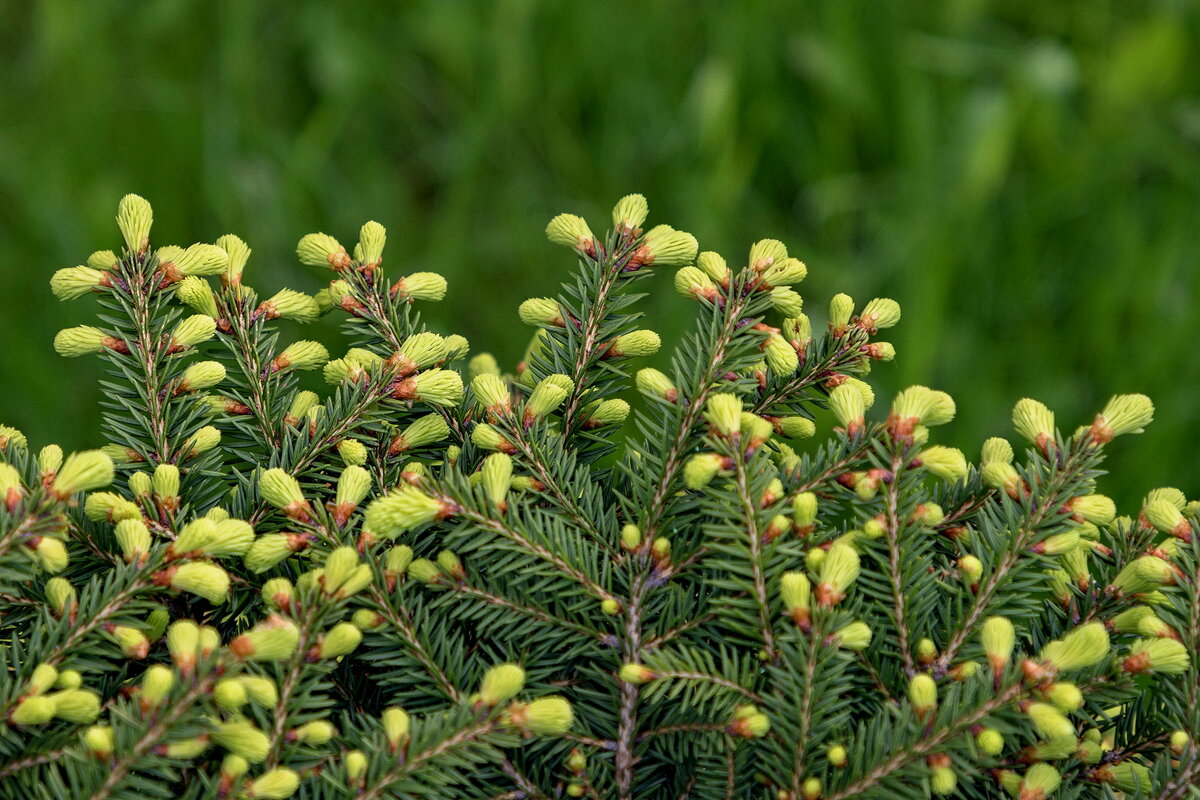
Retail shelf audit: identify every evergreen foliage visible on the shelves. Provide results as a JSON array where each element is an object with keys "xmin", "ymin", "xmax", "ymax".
[{"xmin": 1, "ymin": 193, "xmax": 1197, "ymax": 799}]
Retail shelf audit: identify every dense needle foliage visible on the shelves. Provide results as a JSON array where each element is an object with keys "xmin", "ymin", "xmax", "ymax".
[{"xmin": 0, "ymin": 194, "xmax": 1197, "ymax": 799}]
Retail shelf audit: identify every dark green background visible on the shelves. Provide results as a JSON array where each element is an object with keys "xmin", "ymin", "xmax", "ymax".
[{"xmin": 1, "ymin": 1, "xmax": 1197, "ymax": 505}]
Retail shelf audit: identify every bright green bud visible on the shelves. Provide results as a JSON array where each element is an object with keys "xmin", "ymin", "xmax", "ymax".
[
  {"xmin": 620, "ymin": 523, "xmax": 642, "ymax": 550},
  {"xmin": 833, "ymin": 621, "xmax": 872, "ymax": 651},
  {"xmin": 473, "ymin": 373, "xmax": 512, "ymax": 412},
  {"xmin": 612, "ymin": 193, "xmax": 648, "ymax": 230},
  {"xmin": 34, "ymin": 537, "xmax": 69, "ymax": 573},
  {"xmin": 525, "ymin": 374, "xmax": 573, "ymax": 419},
  {"xmin": 352, "ymin": 609, "xmax": 385, "ymax": 630},
  {"xmin": 763, "ymin": 333, "xmax": 799, "ymax": 374},
  {"xmin": 1105, "ymin": 762, "xmax": 1151, "ymax": 794},
  {"xmin": 335, "ymin": 466, "xmax": 372, "ymax": 510},
  {"xmin": 10, "ymin": 696, "xmax": 57, "ymax": 726},
  {"xmin": 620, "ymin": 663, "xmax": 656, "ymax": 684},
  {"xmin": 51, "ymin": 266, "xmax": 108, "ymax": 300},
  {"xmin": 518, "ymin": 297, "xmax": 563, "ymax": 327},
  {"xmin": 400, "ymin": 332, "xmax": 449, "ymax": 371},
  {"xmin": 981, "ymin": 437, "xmax": 1014, "ymax": 464},
  {"xmin": 512, "ymin": 696, "xmax": 573, "ymax": 735},
  {"xmin": 829, "ymin": 293, "xmax": 855, "ymax": 330},
  {"xmin": 640, "ymin": 225, "xmax": 697, "ymax": 267},
  {"xmin": 583, "ymin": 398, "xmax": 630, "ymax": 427},
  {"xmin": 355, "ymin": 220, "xmax": 387, "ymax": 265},
  {"xmin": 87, "ymin": 249, "xmax": 119, "ymax": 270},
  {"xmin": 1111, "ymin": 606, "xmax": 1155, "ymax": 633},
  {"xmin": 769, "ymin": 286, "xmax": 804, "ymax": 316},
  {"xmin": 319, "ymin": 623, "xmax": 362, "ymax": 659},
  {"xmin": 481, "ymin": 453, "xmax": 513, "ymax": 509},
  {"xmin": 865, "ymin": 341, "xmax": 896, "ymax": 361},
  {"xmin": 239, "ymin": 676, "xmax": 278, "ymax": 707},
  {"xmin": 636, "ymin": 368, "xmax": 678, "ymax": 402},
  {"xmin": 364, "ymin": 486, "xmax": 451, "ymax": 538},
  {"xmin": 1020, "ymin": 764, "xmax": 1060, "ymax": 799},
  {"xmin": 344, "ymin": 750, "xmax": 368, "ymax": 782},
  {"xmin": 479, "ymin": 663, "xmax": 525, "ymax": 706},
  {"xmin": 1090, "ymin": 394, "xmax": 1154, "ymax": 441},
  {"xmin": 83, "ymin": 491, "xmax": 140, "ymax": 522},
  {"xmin": 55, "ymin": 670, "xmax": 81, "ymax": 691},
  {"xmin": 45, "ymin": 688, "xmax": 99, "ymax": 723},
  {"xmin": 85, "ymin": 725, "xmax": 115, "ymax": 757},
  {"xmin": 291, "ymin": 720, "xmax": 335, "ymax": 746},
  {"xmin": 980, "ymin": 616, "xmax": 1014, "ymax": 671},
  {"xmin": 167, "ymin": 620, "xmax": 200, "ymax": 670},
  {"xmin": 792, "ymin": 492, "xmax": 818, "ymax": 529},
  {"xmin": 337, "ymin": 438, "xmax": 369, "ymax": 466},
  {"xmin": 213, "ymin": 720, "xmax": 271, "ymax": 763},
  {"xmin": 258, "ymin": 468, "xmax": 307, "ymax": 513},
  {"xmin": 778, "ymin": 416, "xmax": 816, "ymax": 439},
  {"xmin": 297, "ymin": 232, "xmax": 351, "ymax": 270},
  {"xmin": 1069, "ymin": 494, "xmax": 1116, "ymax": 525},
  {"xmin": 390, "ymin": 413, "xmax": 452, "ymax": 457},
  {"xmin": 116, "ymin": 194, "xmax": 153, "ymax": 253},
  {"xmin": 168, "ymin": 561, "xmax": 230, "ymax": 604},
  {"xmin": 274, "ymin": 340, "xmax": 328, "ymax": 371},
  {"xmin": 54, "ymin": 325, "xmax": 114, "ymax": 357},
  {"xmin": 148, "ymin": 464, "xmax": 180, "ymax": 501},
  {"xmin": 780, "ymin": 572, "xmax": 811, "ymax": 615},
  {"xmin": 405, "ymin": 369, "xmax": 463, "ymax": 407},
  {"xmin": 164, "ymin": 738, "xmax": 209, "ymax": 759},
  {"xmin": 392, "ymin": 272, "xmax": 448, "ymax": 302},
  {"xmin": 437, "ymin": 549, "xmax": 462, "ymax": 578},
  {"xmin": 230, "ymin": 617, "xmax": 300, "ymax": 661},
  {"xmin": 610, "ymin": 330, "xmax": 660, "ymax": 358},
  {"xmin": 917, "ymin": 446, "xmax": 968, "ymax": 482},
  {"xmin": 976, "ymin": 727, "xmax": 1004, "ymax": 756},
  {"xmin": 174, "ymin": 275, "xmax": 219, "ymax": 317},
  {"xmin": 1170, "ymin": 730, "xmax": 1190, "ymax": 754},
  {"xmin": 472, "ymin": 423, "xmax": 512, "ymax": 452},
  {"xmin": 704, "ymin": 394, "xmax": 742, "ymax": 437},
  {"xmin": 1046, "ymin": 682, "xmax": 1083, "ymax": 712},
  {"xmin": 683, "ymin": 453, "xmax": 724, "ymax": 490},
  {"xmin": 245, "ymin": 534, "xmax": 306, "ymax": 573},
  {"xmin": 908, "ymin": 674, "xmax": 937, "ymax": 715},
  {"xmin": 468, "ymin": 352, "xmax": 500, "ymax": 379},
  {"xmin": 930, "ymin": 766, "xmax": 956, "ymax": 796},
  {"xmin": 383, "ymin": 707, "xmax": 410, "ymax": 748},
  {"xmin": 749, "ymin": 238, "xmax": 788, "ymax": 269},
  {"xmin": 857, "ymin": 298, "xmax": 901, "ymax": 331},
  {"xmin": 759, "ymin": 256, "xmax": 806, "ymax": 287},
  {"xmin": 173, "ymin": 243, "xmax": 228, "ymax": 277},
  {"xmin": 108, "ymin": 623, "xmax": 148, "ymax": 662},
  {"xmin": 261, "ymin": 288, "xmax": 320, "ymax": 323},
  {"xmin": 817, "ymin": 543, "xmax": 860, "ymax": 604},
  {"xmin": 1145, "ymin": 486, "xmax": 1187, "ymax": 510},
  {"xmin": 1039, "ymin": 622, "xmax": 1109, "ymax": 672},
  {"xmin": 1013, "ymin": 398, "xmax": 1055, "ymax": 449},
  {"xmin": 385, "ymin": 545, "xmax": 414, "ymax": 577},
  {"xmin": 0, "ymin": 463, "xmax": 22, "ymax": 502},
  {"xmin": 1123, "ymin": 638, "xmax": 1189, "ymax": 674},
  {"xmin": 179, "ymin": 361, "xmax": 226, "ymax": 392},
  {"xmin": 892, "ymin": 386, "xmax": 956, "ymax": 427},
  {"xmin": 1144, "ymin": 499, "xmax": 1189, "ymax": 537},
  {"xmin": 676, "ymin": 266, "xmax": 719, "ymax": 302},
  {"xmin": 783, "ymin": 314, "xmax": 812, "ymax": 344},
  {"xmin": 1110, "ymin": 556, "xmax": 1175, "ymax": 594},
  {"xmin": 27, "ymin": 663, "xmax": 57, "ymax": 695},
  {"xmin": 696, "ymin": 251, "xmax": 729, "ymax": 283},
  {"xmin": 215, "ymin": 233, "xmax": 250, "ymax": 280},
  {"xmin": 829, "ymin": 383, "xmax": 866, "ymax": 433},
  {"xmin": 141, "ymin": 664, "xmax": 175, "ymax": 707},
  {"xmin": 546, "ymin": 213, "xmax": 595, "ymax": 251}
]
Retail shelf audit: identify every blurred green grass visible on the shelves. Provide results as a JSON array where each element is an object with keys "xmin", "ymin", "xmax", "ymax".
[{"xmin": 1, "ymin": 0, "xmax": 1198, "ymax": 505}]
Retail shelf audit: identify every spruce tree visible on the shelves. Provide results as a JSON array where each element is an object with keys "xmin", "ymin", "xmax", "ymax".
[{"xmin": 0, "ymin": 194, "xmax": 1197, "ymax": 799}]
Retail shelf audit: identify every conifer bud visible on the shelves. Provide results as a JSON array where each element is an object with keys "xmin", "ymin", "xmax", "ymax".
[
  {"xmin": 908, "ymin": 674, "xmax": 937, "ymax": 719},
  {"xmin": 473, "ymin": 373, "xmax": 512, "ymax": 413},
  {"xmin": 344, "ymin": 749, "xmax": 368, "ymax": 782},
  {"xmin": 54, "ymin": 325, "xmax": 125, "ymax": 358},
  {"xmin": 152, "ymin": 463, "xmax": 180, "ymax": 501},
  {"xmin": 84, "ymin": 491, "xmax": 141, "ymax": 523},
  {"xmin": 34, "ymin": 537, "xmax": 69, "ymax": 573},
  {"xmin": 318, "ymin": 623, "xmax": 362, "ymax": 659},
  {"xmin": 683, "ymin": 453, "xmax": 725, "ymax": 490},
  {"xmin": 388, "ymin": 413, "xmax": 452, "ymax": 456},
  {"xmin": 167, "ymin": 311, "xmax": 216, "ymax": 349},
  {"xmin": 1087, "ymin": 394, "xmax": 1153, "ymax": 444},
  {"xmin": 322, "ymin": 547, "xmax": 360, "ymax": 595},
  {"xmin": 85, "ymin": 725, "xmax": 115, "ymax": 757},
  {"xmin": 815, "ymin": 543, "xmax": 859, "ymax": 606},
  {"xmin": 637, "ymin": 225, "xmax": 697, "ymax": 268},
  {"xmin": 608, "ymin": 330, "xmax": 661, "ymax": 358},
  {"xmin": 887, "ymin": 386, "xmax": 956, "ymax": 440},
  {"xmin": 675, "ymin": 266, "xmax": 720, "ymax": 303},
  {"xmin": 518, "ymin": 297, "xmax": 564, "ymax": 327},
  {"xmin": 1037, "ymin": 622, "xmax": 1109, "ymax": 673},
  {"xmin": 175, "ymin": 276, "xmax": 219, "ymax": 317},
  {"xmin": 290, "ymin": 720, "xmax": 335, "ymax": 746},
  {"xmin": 704, "ymin": 394, "xmax": 742, "ymax": 437},
  {"xmin": 391, "ymin": 272, "xmax": 448, "ymax": 302},
  {"xmin": 407, "ymin": 559, "xmax": 441, "ymax": 585},
  {"xmin": 546, "ymin": 214, "xmax": 596, "ymax": 252},
  {"xmin": 832, "ymin": 621, "xmax": 872, "ymax": 651},
  {"xmin": 1109, "ymin": 556, "xmax": 1176, "ymax": 594},
  {"xmin": 87, "ymin": 249, "xmax": 119, "ymax": 270},
  {"xmin": 382, "ymin": 706, "xmax": 410, "ymax": 750},
  {"xmin": 238, "ymin": 676, "xmax": 278, "ymax": 708},
  {"xmin": 612, "ymin": 193, "xmax": 649, "ymax": 232},
  {"xmin": 214, "ymin": 678, "xmax": 248, "ymax": 711},
  {"xmin": 1122, "ymin": 638, "xmax": 1189, "ymax": 674},
  {"xmin": 230, "ymin": 616, "xmax": 300, "ymax": 661},
  {"xmin": 116, "ymin": 194, "xmax": 153, "ymax": 254},
  {"xmin": 620, "ymin": 523, "xmax": 642, "ymax": 551},
  {"xmin": 1067, "ymin": 494, "xmax": 1116, "ymax": 525},
  {"xmin": 258, "ymin": 469, "xmax": 311, "ymax": 520},
  {"xmin": 507, "ymin": 696, "xmax": 574, "ymax": 735},
  {"xmin": 792, "ymin": 492, "xmax": 818, "ymax": 534},
  {"xmin": 272, "ymin": 340, "xmax": 329, "ymax": 372},
  {"xmin": 10, "ymin": 695, "xmax": 57, "ymax": 726},
  {"xmin": 930, "ymin": 763, "xmax": 956, "ymax": 796},
  {"xmin": 828, "ymin": 383, "xmax": 866, "ymax": 435},
  {"xmin": 162, "ymin": 561, "xmax": 230, "ymax": 604},
  {"xmin": 481, "ymin": 453, "xmax": 513, "ymax": 510},
  {"xmin": 763, "ymin": 332, "xmax": 799, "ymax": 374},
  {"xmin": 827, "ymin": 293, "xmax": 855, "ymax": 334},
  {"xmin": 355, "ymin": 220, "xmax": 386, "ymax": 267},
  {"xmin": 780, "ymin": 572, "xmax": 811, "ymax": 628},
  {"xmin": 337, "ymin": 438, "xmax": 369, "ymax": 466},
  {"xmin": 801, "ymin": 777, "xmax": 821, "ymax": 800},
  {"xmin": 138, "ymin": 664, "xmax": 175, "ymax": 709},
  {"xmin": 777, "ymin": 416, "xmax": 816, "ymax": 439},
  {"xmin": 108, "ymin": 625, "xmax": 150, "ymax": 658},
  {"xmin": 976, "ymin": 727, "xmax": 1004, "ymax": 756},
  {"xmin": 583, "ymin": 398, "xmax": 630, "ymax": 428},
  {"xmin": 45, "ymin": 577, "xmax": 75, "ymax": 618},
  {"xmin": 1143, "ymin": 499, "xmax": 1191, "ymax": 540},
  {"xmin": 768, "ymin": 286, "xmax": 804, "ymax": 317},
  {"xmin": 915, "ymin": 446, "xmax": 968, "ymax": 482},
  {"xmin": 391, "ymin": 369, "xmax": 463, "ymax": 407},
  {"xmin": 857, "ymin": 298, "xmax": 901, "ymax": 333},
  {"xmin": 979, "ymin": 616, "xmax": 1014, "ymax": 675},
  {"xmin": 477, "ymin": 663, "xmax": 526, "ymax": 706},
  {"xmin": 526, "ymin": 374, "xmax": 573, "ymax": 421},
  {"xmin": 864, "ymin": 341, "xmax": 896, "ymax": 361},
  {"xmin": 177, "ymin": 361, "xmax": 226, "ymax": 393},
  {"xmin": 1012, "ymin": 399, "xmax": 1055, "ymax": 452},
  {"xmin": 51, "ymin": 266, "xmax": 111, "ymax": 300},
  {"xmin": 636, "ymin": 368, "xmax": 678, "ymax": 402},
  {"xmin": 333, "ymin": 466, "xmax": 372, "ymax": 521},
  {"xmin": 259, "ymin": 289, "xmax": 320, "ymax": 323},
  {"xmin": 244, "ymin": 533, "xmax": 310, "ymax": 573},
  {"xmin": 297, "ymin": 232, "xmax": 351, "ymax": 270},
  {"xmin": 364, "ymin": 486, "xmax": 455, "ymax": 538},
  {"xmin": 1170, "ymin": 730, "xmax": 1190, "ymax": 755},
  {"xmin": 246, "ymin": 768, "xmax": 301, "ymax": 799},
  {"xmin": 1045, "ymin": 682, "xmax": 1082, "ymax": 712}
]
